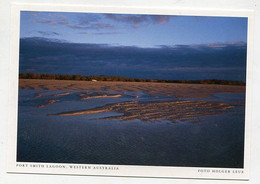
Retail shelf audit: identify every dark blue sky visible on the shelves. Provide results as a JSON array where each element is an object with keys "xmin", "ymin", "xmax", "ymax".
[{"xmin": 19, "ymin": 11, "xmax": 248, "ymax": 81}]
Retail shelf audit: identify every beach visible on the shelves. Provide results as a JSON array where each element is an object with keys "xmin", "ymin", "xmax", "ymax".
[
  {"xmin": 19, "ymin": 79, "xmax": 245, "ymax": 99},
  {"xmin": 17, "ymin": 79, "xmax": 246, "ymax": 167}
]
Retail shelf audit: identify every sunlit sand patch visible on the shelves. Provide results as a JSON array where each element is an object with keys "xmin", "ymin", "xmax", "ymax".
[
  {"xmin": 80, "ymin": 94, "xmax": 122, "ymax": 100},
  {"xmin": 52, "ymin": 92, "xmax": 71, "ymax": 97},
  {"xmin": 34, "ymin": 91, "xmax": 49, "ymax": 98},
  {"xmin": 50, "ymin": 100, "xmax": 240, "ymax": 123},
  {"xmin": 36, "ymin": 99, "xmax": 60, "ymax": 108},
  {"xmin": 50, "ymin": 109, "xmax": 108, "ymax": 116},
  {"xmin": 34, "ymin": 93, "xmax": 42, "ymax": 98}
]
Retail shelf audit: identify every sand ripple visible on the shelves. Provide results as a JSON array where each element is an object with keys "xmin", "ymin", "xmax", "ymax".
[{"xmin": 50, "ymin": 100, "xmax": 241, "ymax": 123}]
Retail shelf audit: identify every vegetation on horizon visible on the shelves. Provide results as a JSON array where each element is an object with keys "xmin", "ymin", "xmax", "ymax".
[{"xmin": 19, "ymin": 73, "xmax": 246, "ymax": 86}]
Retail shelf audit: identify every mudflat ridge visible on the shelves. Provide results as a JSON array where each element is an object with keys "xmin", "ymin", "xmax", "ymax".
[{"xmin": 50, "ymin": 100, "xmax": 242, "ymax": 123}]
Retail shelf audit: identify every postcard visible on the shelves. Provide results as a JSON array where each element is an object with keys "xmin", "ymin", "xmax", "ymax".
[{"xmin": 7, "ymin": 3, "xmax": 253, "ymax": 180}]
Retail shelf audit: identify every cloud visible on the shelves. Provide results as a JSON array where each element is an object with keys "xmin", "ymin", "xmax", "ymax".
[
  {"xmin": 206, "ymin": 41, "xmax": 246, "ymax": 48},
  {"xmin": 157, "ymin": 41, "xmax": 247, "ymax": 50},
  {"xmin": 35, "ymin": 18, "xmax": 57, "ymax": 24},
  {"xmin": 33, "ymin": 14, "xmax": 114, "ymax": 30},
  {"xmin": 150, "ymin": 15, "xmax": 170, "ymax": 24},
  {"xmin": 47, "ymin": 13, "xmax": 67, "ymax": 19},
  {"xmin": 31, "ymin": 13, "xmax": 39, "ymax": 17},
  {"xmin": 37, "ymin": 31, "xmax": 60, "ymax": 37},
  {"xmin": 19, "ymin": 37, "xmax": 247, "ymax": 81},
  {"xmin": 91, "ymin": 23, "xmax": 114, "ymax": 29},
  {"xmin": 29, "ymin": 12, "xmax": 170, "ymax": 33},
  {"xmin": 77, "ymin": 14, "xmax": 101, "ymax": 25},
  {"xmin": 105, "ymin": 14, "xmax": 170, "ymax": 28},
  {"xmin": 35, "ymin": 18, "xmax": 114, "ymax": 30},
  {"xmin": 80, "ymin": 31, "xmax": 122, "ymax": 35},
  {"xmin": 148, "ymin": 66, "xmax": 244, "ymax": 72},
  {"xmin": 105, "ymin": 14, "xmax": 148, "ymax": 28}
]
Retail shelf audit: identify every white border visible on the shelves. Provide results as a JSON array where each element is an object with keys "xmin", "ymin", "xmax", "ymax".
[{"xmin": 7, "ymin": 3, "xmax": 254, "ymax": 180}]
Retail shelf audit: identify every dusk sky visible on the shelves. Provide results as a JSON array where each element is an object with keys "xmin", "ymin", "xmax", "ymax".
[
  {"xmin": 19, "ymin": 11, "xmax": 248, "ymax": 81},
  {"xmin": 20, "ymin": 11, "xmax": 247, "ymax": 47}
]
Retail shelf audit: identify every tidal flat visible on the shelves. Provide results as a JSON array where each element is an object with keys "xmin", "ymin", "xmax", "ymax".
[{"xmin": 17, "ymin": 79, "xmax": 246, "ymax": 168}]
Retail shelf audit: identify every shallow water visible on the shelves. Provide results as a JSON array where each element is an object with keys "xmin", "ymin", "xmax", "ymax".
[{"xmin": 17, "ymin": 89, "xmax": 245, "ymax": 168}]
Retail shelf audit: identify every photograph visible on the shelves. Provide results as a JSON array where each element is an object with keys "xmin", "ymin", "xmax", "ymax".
[{"xmin": 9, "ymin": 6, "xmax": 250, "ymax": 179}]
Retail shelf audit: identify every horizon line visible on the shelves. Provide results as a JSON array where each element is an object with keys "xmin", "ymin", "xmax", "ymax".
[
  {"xmin": 20, "ymin": 36, "xmax": 248, "ymax": 49},
  {"xmin": 19, "ymin": 73, "xmax": 246, "ymax": 85}
]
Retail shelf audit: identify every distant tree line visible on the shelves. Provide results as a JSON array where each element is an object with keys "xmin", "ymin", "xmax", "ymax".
[{"xmin": 19, "ymin": 73, "xmax": 245, "ymax": 86}]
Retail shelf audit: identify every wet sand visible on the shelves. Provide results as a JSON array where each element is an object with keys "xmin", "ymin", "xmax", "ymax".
[
  {"xmin": 52, "ymin": 92, "xmax": 71, "ymax": 97},
  {"xmin": 36, "ymin": 99, "xmax": 60, "ymax": 108},
  {"xmin": 80, "ymin": 94, "xmax": 122, "ymax": 100},
  {"xmin": 50, "ymin": 100, "xmax": 241, "ymax": 123},
  {"xmin": 20, "ymin": 79, "xmax": 245, "ymax": 123},
  {"xmin": 19, "ymin": 79, "xmax": 245, "ymax": 99},
  {"xmin": 17, "ymin": 80, "xmax": 246, "ymax": 167}
]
